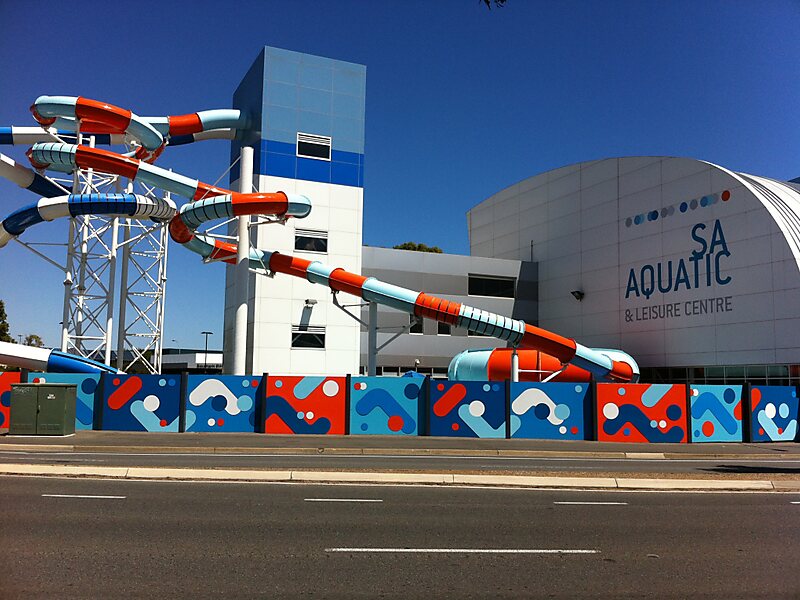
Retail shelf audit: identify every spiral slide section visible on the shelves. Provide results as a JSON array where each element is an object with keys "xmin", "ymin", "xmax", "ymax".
[
  {"xmin": 167, "ymin": 196, "xmax": 639, "ymax": 382},
  {"xmin": 0, "ymin": 341, "xmax": 119, "ymax": 374}
]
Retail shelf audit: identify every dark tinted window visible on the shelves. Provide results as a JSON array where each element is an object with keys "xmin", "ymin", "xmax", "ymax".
[
  {"xmin": 295, "ymin": 235, "xmax": 328, "ymax": 253},
  {"xmin": 297, "ymin": 140, "xmax": 331, "ymax": 160},
  {"xmin": 437, "ymin": 321, "xmax": 451, "ymax": 335},
  {"xmin": 468, "ymin": 275, "xmax": 515, "ymax": 298},
  {"xmin": 410, "ymin": 316, "xmax": 423, "ymax": 334},
  {"xmin": 291, "ymin": 332, "xmax": 325, "ymax": 349}
]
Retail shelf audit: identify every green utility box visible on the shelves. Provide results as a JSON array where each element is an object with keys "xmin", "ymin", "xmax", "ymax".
[{"xmin": 9, "ymin": 383, "xmax": 77, "ymax": 436}]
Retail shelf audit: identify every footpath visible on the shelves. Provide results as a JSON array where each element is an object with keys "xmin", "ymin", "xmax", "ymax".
[{"xmin": 1, "ymin": 430, "xmax": 799, "ymax": 492}]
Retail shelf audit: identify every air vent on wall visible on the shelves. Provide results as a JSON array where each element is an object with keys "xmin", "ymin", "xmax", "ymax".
[{"xmin": 297, "ymin": 132, "xmax": 332, "ymax": 161}]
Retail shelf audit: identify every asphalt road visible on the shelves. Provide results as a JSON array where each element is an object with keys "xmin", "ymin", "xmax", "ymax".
[
  {"xmin": 2, "ymin": 448, "xmax": 800, "ymax": 477},
  {"xmin": 2, "ymin": 476, "xmax": 799, "ymax": 598}
]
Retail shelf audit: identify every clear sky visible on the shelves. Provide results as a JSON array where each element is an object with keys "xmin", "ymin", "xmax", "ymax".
[{"xmin": 0, "ymin": 0, "xmax": 798, "ymax": 350}]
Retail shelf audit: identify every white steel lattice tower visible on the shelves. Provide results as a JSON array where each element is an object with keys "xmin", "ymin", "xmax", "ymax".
[{"xmin": 53, "ymin": 134, "xmax": 169, "ymax": 374}]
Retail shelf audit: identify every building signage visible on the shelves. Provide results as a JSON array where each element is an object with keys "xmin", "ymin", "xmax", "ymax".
[{"xmin": 623, "ymin": 219, "xmax": 734, "ymax": 323}]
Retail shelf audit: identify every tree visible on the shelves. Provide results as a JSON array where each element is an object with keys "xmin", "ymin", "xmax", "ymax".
[
  {"xmin": 393, "ymin": 241, "xmax": 444, "ymax": 254},
  {"xmin": 0, "ymin": 300, "xmax": 12, "ymax": 343},
  {"xmin": 24, "ymin": 334, "xmax": 45, "ymax": 348}
]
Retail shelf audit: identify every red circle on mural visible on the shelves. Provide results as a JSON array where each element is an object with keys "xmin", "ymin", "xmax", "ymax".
[
  {"xmin": 571, "ymin": 426, "xmax": 578, "ymax": 435},
  {"xmin": 387, "ymin": 416, "xmax": 404, "ymax": 432},
  {"xmin": 778, "ymin": 427, "xmax": 783, "ymax": 435},
  {"xmin": 702, "ymin": 421, "xmax": 715, "ymax": 437},
  {"xmin": 251, "ymin": 380, "xmax": 259, "ymax": 387},
  {"xmin": 113, "ymin": 378, "xmax": 120, "ymax": 386},
  {"xmin": 451, "ymin": 422, "xmax": 459, "ymax": 431},
  {"xmin": 759, "ymin": 428, "xmax": 764, "ymax": 435},
  {"xmin": 159, "ymin": 419, "xmax": 167, "ymax": 427},
  {"xmin": 437, "ymin": 383, "xmax": 445, "ymax": 391},
  {"xmin": 218, "ymin": 418, "xmax": 225, "ymax": 427},
  {"xmin": 721, "ymin": 190, "xmax": 730, "ymax": 201}
]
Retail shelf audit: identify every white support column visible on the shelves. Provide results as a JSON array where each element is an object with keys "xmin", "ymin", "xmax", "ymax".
[
  {"xmin": 104, "ymin": 218, "xmax": 119, "ymax": 365},
  {"xmin": 232, "ymin": 146, "xmax": 253, "ymax": 375},
  {"xmin": 511, "ymin": 346, "xmax": 519, "ymax": 383},
  {"xmin": 367, "ymin": 301, "xmax": 378, "ymax": 376}
]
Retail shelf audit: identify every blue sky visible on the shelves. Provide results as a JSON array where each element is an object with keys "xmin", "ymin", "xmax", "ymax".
[{"xmin": 0, "ymin": 0, "xmax": 798, "ymax": 350}]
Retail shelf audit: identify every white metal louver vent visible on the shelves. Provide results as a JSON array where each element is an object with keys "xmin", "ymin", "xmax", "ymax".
[{"xmin": 297, "ymin": 132, "xmax": 332, "ymax": 161}]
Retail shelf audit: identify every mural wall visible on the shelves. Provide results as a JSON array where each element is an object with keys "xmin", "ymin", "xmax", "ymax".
[
  {"xmin": 102, "ymin": 374, "xmax": 180, "ymax": 432},
  {"xmin": 428, "ymin": 381, "xmax": 505, "ymax": 438},
  {"xmin": 597, "ymin": 383, "xmax": 687, "ymax": 443},
  {"xmin": 265, "ymin": 376, "xmax": 347, "ymax": 435},
  {"xmin": 509, "ymin": 382, "xmax": 590, "ymax": 440},
  {"xmin": 0, "ymin": 371, "xmax": 21, "ymax": 429},
  {"xmin": 750, "ymin": 386, "xmax": 798, "ymax": 442},
  {"xmin": 350, "ymin": 376, "xmax": 422, "ymax": 435},
  {"xmin": 690, "ymin": 385, "xmax": 743, "ymax": 442},
  {"xmin": 30, "ymin": 372, "xmax": 100, "ymax": 430},
  {"xmin": 185, "ymin": 375, "xmax": 261, "ymax": 433}
]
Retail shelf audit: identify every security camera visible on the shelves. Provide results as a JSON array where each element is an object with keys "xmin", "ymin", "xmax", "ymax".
[{"xmin": 304, "ymin": 298, "xmax": 318, "ymax": 307}]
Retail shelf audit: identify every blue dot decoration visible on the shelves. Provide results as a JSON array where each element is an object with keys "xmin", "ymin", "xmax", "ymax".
[
  {"xmin": 211, "ymin": 394, "xmax": 227, "ymax": 412},
  {"xmin": 534, "ymin": 403, "xmax": 551, "ymax": 420},
  {"xmin": 361, "ymin": 423, "xmax": 368, "ymax": 431},
  {"xmin": 680, "ymin": 202, "xmax": 688, "ymax": 213},
  {"xmin": 404, "ymin": 383, "xmax": 420, "ymax": 399},
  {"xmin": 666, "ymin": 404, "xmax": 682, "ymax": 420},
  {"xmin": 81, "ymin": 378, "xmax": 97, "ymax": 394},
  {"xmin": 722, "ymin": 387, "xmax": 737, "ymax": 404}
]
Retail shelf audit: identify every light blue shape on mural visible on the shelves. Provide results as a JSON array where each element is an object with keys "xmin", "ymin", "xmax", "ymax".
[
  {"xmin": 641, "ymin": 384, "xmax": 674, "ymax": 408},
  {"xmin": 30, "ymin": 372, "xmax": 99, "ymax": 430},
  {"xmin": 184, "ymin": 375, "xmax": 260, "ymax": 433},
  {"xmin": 509, "ymin": 382, "xmax": 588, "ymax": 440},
  {"xmin": 293, "ymin": 376, "xmax": 325, "ymax": 399},
  {"xmin": 456, "ymin": 404, "xmax": 504, "ymax": 438},
  {"xmin": 350, "ymin": 377, "xmax": 421, "ymax": 435},
  {"xmin": 131, "ymin": 400, "xmax": 178, "ymax": 432},
  {"xmin": 751, "ymin": 386, "xmax": 798, "ymax": 442},
  {"xmin": 690, "ymin": 385, "xmax": 743, "ymax": 442}
]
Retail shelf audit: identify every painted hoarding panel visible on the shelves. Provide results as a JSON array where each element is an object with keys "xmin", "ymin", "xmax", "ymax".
[
  {"xmin": 30, "ymin": 372, "xmax": 100, "ymax": 430},
  {"xmin": 102, "ymin": 374, "xmax": 180, "ymax": 432},
  {"xmin": 0, "ymin": 371, "xmax": 21, "ymax": 428},
  {"xmin": 597, "ymin": 383, "xmax": 687, "ymax": 443},
  {"xmin": 265, "ymin": 376, "xmax": 346, "ymax": 435},
  {"xmin": 185, "ymin": 375, "xmax": 261, "ymax": 433},
  {"xmin": 509, "ymin": 382, "xmax": 589, "ymax": 440},
  {"xmin": 690, "ymin": 385, "xmax": 743, "ymax": 442},
  {"xmin": 350, "ymin": 376, "xmax": 422, "ymax": 435},
  {"xmin": 429, "ymin": 380, "xmax": 505, "ymax": 438},
  {"xmin": 750, "ymin": 385, "xmax": 798, "ymax": 442}
]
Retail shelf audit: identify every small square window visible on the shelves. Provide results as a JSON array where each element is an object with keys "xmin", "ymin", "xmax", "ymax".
[
  {"xmin": 437, "ymin": 322, "xmax": 451, "ymax": 335},
  {"xmin": 295, "ymin": 229, "xmax": 328, "ymax": 253},
  {"xmin": 292, "ymin": 325, "xmax": 325, "ymax": 349}
]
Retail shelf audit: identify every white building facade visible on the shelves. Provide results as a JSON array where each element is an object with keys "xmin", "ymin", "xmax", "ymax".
[{"xmin": 469, "ymin": 157, "xmax": 800, "ymax": 385}]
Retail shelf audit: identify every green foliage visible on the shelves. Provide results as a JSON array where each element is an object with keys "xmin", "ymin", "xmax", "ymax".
[
  {"xmin": 24, "ymin": 334, "xmax": 44, "ymax": 348},
  {"xmin": 0, "ymin": 300, "xmax": 12, "ymax": 343},
  {"xmin": 393, "ymin": 241, "xmax": 444, "ymax": 254}
]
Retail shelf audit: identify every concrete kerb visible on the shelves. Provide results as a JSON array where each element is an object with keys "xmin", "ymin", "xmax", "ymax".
[{"xmin": 0, "ymin": 463, "xmax": 791, "ymax": 491}]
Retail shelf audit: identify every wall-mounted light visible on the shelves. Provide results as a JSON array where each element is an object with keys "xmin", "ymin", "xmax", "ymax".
[
  {"xmin": 570, "ymin": 290, "xmax": 584, "ymax": 301},
  {"xmin": 304, "ymin": 298, "xmax": 318, "ymax": 307}
]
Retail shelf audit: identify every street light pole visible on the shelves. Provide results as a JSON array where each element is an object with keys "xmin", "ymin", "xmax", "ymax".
[{"xmin": 201, "ymin": 331, "xmax": 213, "ymax": 373}]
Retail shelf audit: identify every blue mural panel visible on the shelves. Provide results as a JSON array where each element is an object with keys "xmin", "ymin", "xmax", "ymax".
[
  {"xmin": 30, "ymin": 372, "xmax": 100, "ymax": 430},
  {"xmin": 185, "ymin": 375, "xmax": 260, "ymax": 432},
  {"xmin": 102, "ymin": 374, "xmax": 180, "ymax": 432},
  {"xmin": 751, "ymin": 386, "xmax": 798, "ymax": 442},
  {"xmin": 690, "ymin": 385, "xmax": 743, "ymax": 442},
  {"xmin": 350, "ymin": 377, "xmax": 422, "ymax": 435},
  {"xmin": 429, "ymin": 381, "xmax": 505, "ymax": 438},
  {"xmin": 510, "ymin": 382, "xmax": 589, "ymax": 440}
]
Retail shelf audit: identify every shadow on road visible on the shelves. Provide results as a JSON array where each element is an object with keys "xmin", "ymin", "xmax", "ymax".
[{"xmin": 705, "ymin": 464, "xmax": 800, "ymax": 475}]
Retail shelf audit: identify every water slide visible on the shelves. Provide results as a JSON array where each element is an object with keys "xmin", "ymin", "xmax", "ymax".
[
  {"xmin": 0, "ymin": 95, "xmax": 640, "ymax": 382},
  {"xmin": 0, "ymin": 341, "xmax": 118, "ymax": 374}
]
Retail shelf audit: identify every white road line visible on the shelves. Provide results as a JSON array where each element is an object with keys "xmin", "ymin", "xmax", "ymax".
[
  {"xmin": 305, "ymin": 498, "xmax": 383, "ymax": 503},
  {"xmin": 554, "ymin": 501, "xmax": 628, "ymax": 505},
  {"xmin": 790, "ymin": 501, "xmax": 800, "ymax": 504},
  {"xmin": 42, "ymin": 494, "xmax": 125, "ymax": 499},
  {"xmin": 326, "ymin": 548, "xmax": 598, "ymax": 554}
]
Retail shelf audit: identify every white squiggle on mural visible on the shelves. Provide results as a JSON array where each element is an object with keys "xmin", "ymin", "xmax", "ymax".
[
  {"xmin": 190, "ymin": 379, "xmax": 241, "ymax": 415},
  {"xmin": 511, "ymin": 388, "xmax": 564, "ymax": 425}
]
